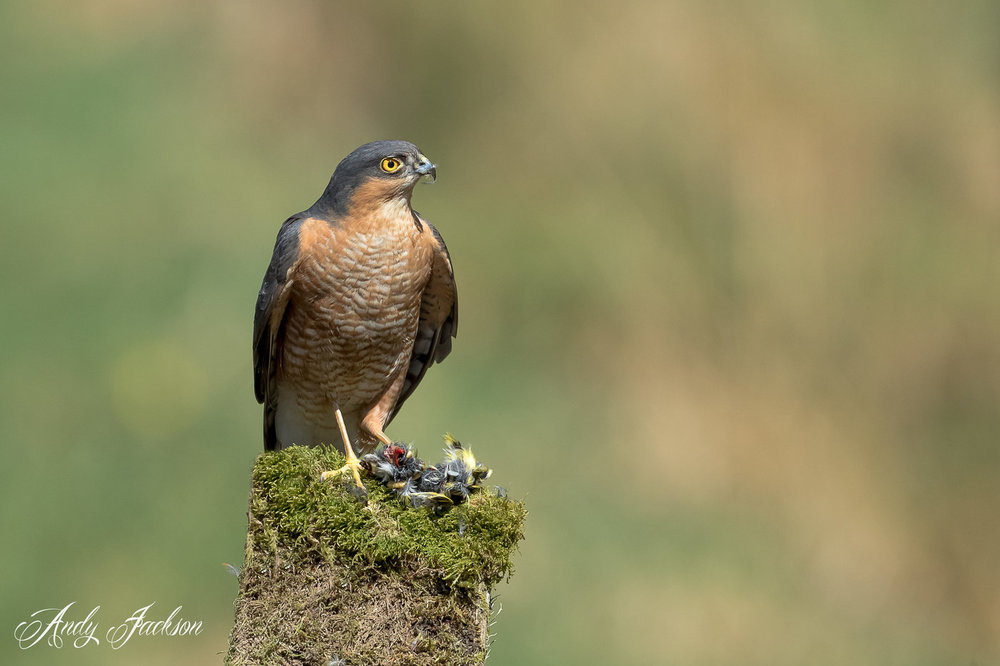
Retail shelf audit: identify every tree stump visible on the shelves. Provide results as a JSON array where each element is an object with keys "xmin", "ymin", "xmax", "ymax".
[{"xmin": 226, "ymin": 446, "xmax": 526, "ymax": 666}]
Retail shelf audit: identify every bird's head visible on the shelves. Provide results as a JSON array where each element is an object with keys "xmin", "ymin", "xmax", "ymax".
[{"xmin": 314, "ymin": 140, "xmax": 437, "ymax": 218}]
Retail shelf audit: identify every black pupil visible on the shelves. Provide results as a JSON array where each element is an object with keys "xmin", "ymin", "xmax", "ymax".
[{"xmin": 386, "ymin": 159, "xmax": 396, "ymax": 169}]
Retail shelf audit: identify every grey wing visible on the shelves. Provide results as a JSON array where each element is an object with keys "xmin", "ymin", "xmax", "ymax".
[
  {"xmin": 386, "ymin": 222, "xmax": 458, "ymax": 426},
  {"xmin": 252, "ymin": 215, "xmax": 304, "ymax": 450}
]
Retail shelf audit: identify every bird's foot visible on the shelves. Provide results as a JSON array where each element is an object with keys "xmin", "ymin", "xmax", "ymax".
[{"xmin": 320, "ymin": 454, "xmax": 366, "ymax": 496}]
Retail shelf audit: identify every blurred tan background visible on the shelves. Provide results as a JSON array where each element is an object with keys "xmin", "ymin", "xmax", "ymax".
[{"xmin": 2, "ymin": 2, "xmax": 998, "ymax": 664}]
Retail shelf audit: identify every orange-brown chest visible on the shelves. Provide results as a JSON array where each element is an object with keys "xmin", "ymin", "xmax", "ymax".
[
  {"xmin": 294, "ymin": 213, "xmax": 431, "ymax": 315},
  {"xmin": 279, "ymin": 213, "xmax": 432, "ymax": 405}
]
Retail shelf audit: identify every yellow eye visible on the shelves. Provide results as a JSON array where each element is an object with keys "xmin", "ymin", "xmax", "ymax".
[{"xmin": 380, "ymin": 157, "xmax": 402, "ymax": 173}]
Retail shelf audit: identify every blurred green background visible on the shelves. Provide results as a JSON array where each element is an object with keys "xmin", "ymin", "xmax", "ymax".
[{"xmin": 2, "ymin": 2, "xmax": 999, "ymax": 664}]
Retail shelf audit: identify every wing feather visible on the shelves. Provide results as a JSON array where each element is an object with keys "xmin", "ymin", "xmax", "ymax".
[
  {"xmin": 252, "ymin": 215, "xmax": 305, "ymax": 449},
  {"xmin": 386, "ymin": 221, "xmax": 458, "ymax": 425}
]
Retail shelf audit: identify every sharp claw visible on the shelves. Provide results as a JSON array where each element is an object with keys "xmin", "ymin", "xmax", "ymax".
[{"xmin": 320, "ymin": 460, "xmax": 366, "ymax": 492}]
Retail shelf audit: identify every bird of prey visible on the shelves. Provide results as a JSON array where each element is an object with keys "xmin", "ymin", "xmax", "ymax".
[{"xmin": 252, "ymin": 140, "xmax": 458, "ymax": 486}]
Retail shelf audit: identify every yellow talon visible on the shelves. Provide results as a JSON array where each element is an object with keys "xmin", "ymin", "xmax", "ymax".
[{"xmin": 320, "ymin": 456, "xmax": 365, "ymax": 489}]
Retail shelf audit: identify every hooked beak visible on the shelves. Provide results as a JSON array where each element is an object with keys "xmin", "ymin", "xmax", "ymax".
[{"xmin": 414, "ymin": 156, "xmax": 437, "ymax": 183}]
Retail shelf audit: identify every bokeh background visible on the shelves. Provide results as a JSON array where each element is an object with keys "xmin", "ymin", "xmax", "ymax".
[{"xmin": 2, "ymin": 2, "xmax": 998, "ymax": 664}]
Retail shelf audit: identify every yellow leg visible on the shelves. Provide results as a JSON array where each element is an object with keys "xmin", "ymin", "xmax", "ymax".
[{"xmin": 319, "ymin": 408, "xmax": 364, "ymax": 489}]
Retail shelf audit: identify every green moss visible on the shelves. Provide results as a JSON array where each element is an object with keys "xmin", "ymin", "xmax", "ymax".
[
  {"xmin": 249, "ymin": 446, "xmax": 525, "ymax": 590},
  {"xmin": 227, "ymin": 445, "xmax": 526, "ymax": 666}
]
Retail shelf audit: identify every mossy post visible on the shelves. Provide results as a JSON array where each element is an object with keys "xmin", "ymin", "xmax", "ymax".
[{"xmin": 226, "ymin": 446, "xmax": 526, "ymax": 666}]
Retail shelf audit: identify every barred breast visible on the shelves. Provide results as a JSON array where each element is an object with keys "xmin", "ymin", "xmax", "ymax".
[{"xmin": 276, "ymin": 214, "xmax": 432, "ymax": 450}]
